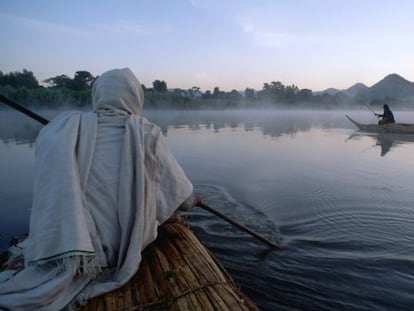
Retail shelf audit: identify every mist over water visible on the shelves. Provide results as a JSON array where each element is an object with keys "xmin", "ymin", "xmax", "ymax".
[{"xmin": 1, "ymin": 108, "xmax": 414, "ymax": 310}]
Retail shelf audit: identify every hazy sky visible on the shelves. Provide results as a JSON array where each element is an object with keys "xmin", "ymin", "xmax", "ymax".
[{"xmin": 1, "ymin": 0, "xmax": 414, "ymax": 91}]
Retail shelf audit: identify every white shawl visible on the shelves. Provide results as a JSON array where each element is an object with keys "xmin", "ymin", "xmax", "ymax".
[{"xmin": 0, "ymin": 68, "xmax": 193, "ymax": 310}]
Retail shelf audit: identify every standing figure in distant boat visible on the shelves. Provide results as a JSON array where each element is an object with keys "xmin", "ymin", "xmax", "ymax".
[
  {"xmin": 375, "ymin": 104, "xmax": 395, "ymax": 125},
  {"xmin": 0, "ymin": 68, "xmax": 202, "ymax": 310}
]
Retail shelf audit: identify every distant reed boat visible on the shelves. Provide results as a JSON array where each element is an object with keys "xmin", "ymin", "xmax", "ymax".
[{"xmin": 346, "ymin": 115, "xmax": 414, "ymax": 134}]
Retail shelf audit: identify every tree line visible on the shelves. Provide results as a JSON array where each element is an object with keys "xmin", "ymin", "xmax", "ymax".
[{"xmin": 0, "ymin": 69, "xmax": 366, "ymax": 109}]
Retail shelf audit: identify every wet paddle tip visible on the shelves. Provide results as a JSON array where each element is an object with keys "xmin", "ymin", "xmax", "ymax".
[{"xmin": 196, "ymin": 202, "xmax": 283, "ymax": 250}]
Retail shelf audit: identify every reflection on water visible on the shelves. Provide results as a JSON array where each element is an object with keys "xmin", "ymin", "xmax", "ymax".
[
  {"xmin": 0, "ymin": 109, "xmax": 64, "ymax": 145},
  {"xmin": 346, "ymin": 131, "xmax": 414, "ymax": 156},
  {"xmin": 1, "ymin": 109, "xmax": 414, "ymax": 310},
  {"xmin": 0, "ymin": 109, "xmax": 352, "ymax": 144},
  {"xmin": 144, "ymin": 109, "xmax": 345, "ymax": 138},
  {"xmin": 0, "ymin": 114, "xmax": 41, "ymax": 145}
]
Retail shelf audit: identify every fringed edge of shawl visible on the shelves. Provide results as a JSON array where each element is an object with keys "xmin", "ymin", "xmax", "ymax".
[
  {"xmin": 37, "ymin": 254, "xmax": 103, "ymax": 311},
  {"xmin": 29, "ymin": 252, "xmax": 103, "ymax": 278},
  {"xmin": 64, "ymin": 278, "xmax": 96, "ymax": 311}
]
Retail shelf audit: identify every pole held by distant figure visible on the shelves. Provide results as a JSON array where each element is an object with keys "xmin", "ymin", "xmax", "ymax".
[
  {"xmin": 197, "ymin": 202, "xmax": 282, "ymax": 249},
  {"xmin": 365, "ymin": 104, "xmax": 379, "ymax": 120}
]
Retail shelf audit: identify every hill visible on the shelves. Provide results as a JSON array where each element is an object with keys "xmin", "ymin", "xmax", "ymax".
[
  {"xmin": 369, "ymin": 73, "xmax": 414, "ymax": 99},
  {"xmin": 344, "ymin": 82, "xmax": 369, "ymax": 98},
  {"xmin": 318, "ymin": 73, "xmax": 414, "ymax": 101}
]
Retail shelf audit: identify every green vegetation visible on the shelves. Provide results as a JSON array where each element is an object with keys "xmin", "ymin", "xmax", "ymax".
[
  {"xmin": 0, "ymin": 69, "xmax": 93, "ymax": 108},
  {"xmin": 0, "ymin": 69, "xmax": 410, "ymax": 109}
]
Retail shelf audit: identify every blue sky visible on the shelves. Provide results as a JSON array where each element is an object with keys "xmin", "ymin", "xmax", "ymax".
[{"xmin": 1, "ymin": 0, "xmax": 414, "ymax": 91}]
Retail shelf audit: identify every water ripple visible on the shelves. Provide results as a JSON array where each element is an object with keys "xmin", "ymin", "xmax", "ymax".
[{"xmin": 183, "ymin": 184, "xmax": 414, "ymax": 311}]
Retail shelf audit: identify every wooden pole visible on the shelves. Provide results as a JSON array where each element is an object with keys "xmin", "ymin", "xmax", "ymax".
[
  {"xmin": 0, "ymin": 94, "xmax": 49, "ymax": 125},
  {"xmin": 197, "ymin": 203, "xmax": 282, "ymax": 249},
  {"xmin": 365, "ymin": 104, "xmax": 380, "ymax": 120}
]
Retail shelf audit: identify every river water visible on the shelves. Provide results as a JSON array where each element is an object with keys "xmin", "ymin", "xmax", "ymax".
[{"xmin": 1, "ymin": 109, "xmax": 413, "ymax": 310}]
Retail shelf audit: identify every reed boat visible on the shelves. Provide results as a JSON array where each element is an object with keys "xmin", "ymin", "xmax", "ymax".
[
  {"xmin": 1, "ymin": 214, "xmax": 259, "ymax": 311},
  {"xmin": 346, "ymin": 115, "xmax": 414, "ymax": 134}
]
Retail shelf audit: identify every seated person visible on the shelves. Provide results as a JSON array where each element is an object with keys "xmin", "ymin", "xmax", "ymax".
[{"xmin": 376, "ymin": 104, "xmax": 395, "ymax": 125}]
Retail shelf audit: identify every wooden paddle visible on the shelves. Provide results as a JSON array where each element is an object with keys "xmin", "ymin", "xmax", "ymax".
[
  {"xmin": 0, "ymin": 94, "xmax": 283, "ymax": 250},
  {"xmin": 0, "ymin": 94, "xmax": 49, "ymax": 125},
  {"xmin": 197, "ymin": 203, "xmax": 282, "ymax": 249},
  {"xmin": 365, "ymin": 104, "xmax": 380, "ymax": 120}
]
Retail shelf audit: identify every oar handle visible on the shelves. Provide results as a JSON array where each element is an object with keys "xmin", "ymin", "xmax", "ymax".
[
  {"xmin": 365, "ymin": 104, "xmax": 379, "ymax": 120},
  {"xmin": 0, "ymin": 94, "xmax": 49, "ymax": 125},
  {"xmin": 197, "ymin": 203, "xmax": 282, "ymax": 249}
]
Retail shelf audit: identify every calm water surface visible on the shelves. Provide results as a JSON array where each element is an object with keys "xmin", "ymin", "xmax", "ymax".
[{"xmin": 1, "ymin": 109, "xmax": 414, "ymax": 310}]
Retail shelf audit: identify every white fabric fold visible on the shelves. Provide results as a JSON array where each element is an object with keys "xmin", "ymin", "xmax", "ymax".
[{"xmin": 0, "ymin": 68, "xmax": 193, "ymax": 310}]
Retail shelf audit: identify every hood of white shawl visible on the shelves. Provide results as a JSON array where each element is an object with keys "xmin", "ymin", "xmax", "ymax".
[{"xmin": 92, "ymin": 68, "xmax": 144, "ymax": 115}]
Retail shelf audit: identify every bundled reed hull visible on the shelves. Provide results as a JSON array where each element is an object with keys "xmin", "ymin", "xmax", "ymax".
[
  {"xmin": 346, "ymin": 115, "xmax": 414, "ymax": 134},
  {"xmin": 77, "ymin": 215, "xmax": 259, "ymax": 311}
]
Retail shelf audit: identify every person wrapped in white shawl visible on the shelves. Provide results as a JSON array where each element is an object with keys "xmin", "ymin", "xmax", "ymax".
[{"xmin": 0, "ymin": 68, "xmax": 200, "ymax": 310}]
